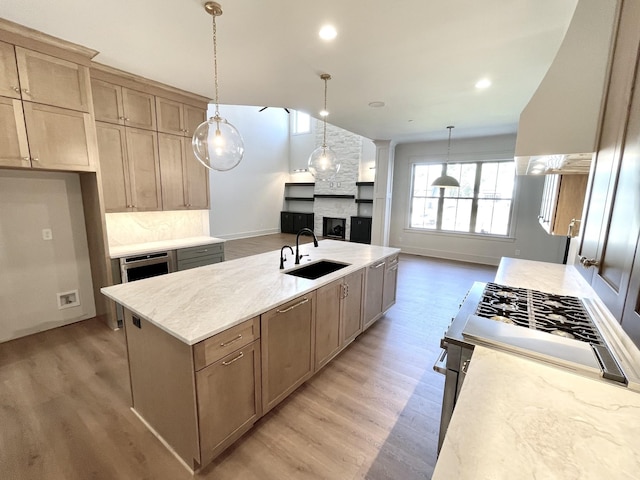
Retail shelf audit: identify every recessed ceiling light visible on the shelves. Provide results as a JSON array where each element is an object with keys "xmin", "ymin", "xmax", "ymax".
[
  {"xmin": 368, "ymin": 101, "xmax": 385, "ymax": 108},
  {"xmin": 319, "ymin": 25, "xmax": 337, "ymax": 40},
  {"xmin": 475, "ymin": 78, "xmax": 492, "ymax": 89},
  {"xmin": 319, "ymin": 109, "xmax": 329, "ymax": 117}
]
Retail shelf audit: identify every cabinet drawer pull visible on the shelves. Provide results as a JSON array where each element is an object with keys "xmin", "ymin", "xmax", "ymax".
[
  {"xmin": 388, "ymin": 265, "xmax": 399, "ymax": 272},
  {"xmin": 222, "ymin": 352, "xmax": 244, "ymax": 366},
  {"xmin": 372, "ymin": 261, "xmax": 385, "ymax": 269},
  {"xmin": 11, "ymin": 86, "xmax": 20, "ymax": 93},
  {"xmin": 22, "ymin": 88, "xmax": 30, "ymax": 94},
  {"xmin": 276, "ymin": 297, "xmax": 309, "ymax": 314},
  {"xmin": 220, "ymin": 334, "xmax": 242, "ymax": 347},
  {"xmin": 195, "ymin": 249, "xmax": 209, "ymax": 253}
]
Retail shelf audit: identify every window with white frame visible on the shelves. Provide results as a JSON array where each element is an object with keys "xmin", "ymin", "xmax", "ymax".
[
  {"xmin": 292, "ymin": 111, "xmax": 311, "ymax": 134},
  {"xmin": 410, "ymin": 160, "xmax": 515, "ymax": 236}
]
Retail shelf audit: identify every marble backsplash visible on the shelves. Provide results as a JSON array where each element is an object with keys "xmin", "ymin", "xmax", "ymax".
[{"xmin": 106, "ymin": 210, "xmax": 210, "ymax": 247}]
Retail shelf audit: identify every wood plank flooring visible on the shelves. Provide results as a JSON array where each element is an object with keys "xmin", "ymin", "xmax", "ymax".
[{"xmin": 0, "ymin": 234, "xmax": 496, "ymax": 479}]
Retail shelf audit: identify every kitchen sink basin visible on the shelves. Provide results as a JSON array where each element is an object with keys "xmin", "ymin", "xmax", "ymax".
[{"xmin": 285, "ymin": 260, "xmax": 350, "ymax": 280}]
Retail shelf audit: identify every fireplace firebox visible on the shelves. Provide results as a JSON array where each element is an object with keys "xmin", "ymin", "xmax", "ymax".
[{"xmin": 323, "ymin": 217, "xmax": 346, "ymax": 240}]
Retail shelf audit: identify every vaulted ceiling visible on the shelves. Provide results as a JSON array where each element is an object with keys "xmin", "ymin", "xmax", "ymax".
[{"xmin": 1, "ymin": 0, "xmax": 578, "ymax": 142}]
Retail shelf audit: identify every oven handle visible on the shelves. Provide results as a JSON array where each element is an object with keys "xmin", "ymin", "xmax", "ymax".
[{"xmin": 433, "ymin": 348, "xmax": 447, "ymax": 375}]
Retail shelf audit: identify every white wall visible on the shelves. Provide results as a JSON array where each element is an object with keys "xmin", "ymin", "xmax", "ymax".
[
  {"xmin": 208, "ymin": 105, "xmax": 290, "ymax": 239},
  {"xmin": 390, "ymin": 134, "xmax": 567, "ymax": 265},
  {"xmin": 0, "ymin": 170, "xmax": 96, "ymax": 342}
]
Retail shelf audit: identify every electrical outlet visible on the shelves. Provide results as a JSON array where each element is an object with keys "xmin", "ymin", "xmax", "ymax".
[
  {"xmin": 42, "ymin": 228, "xmax": 53, "ymax": 240},
  {"xmin": 57, "ymin": 290, "xmax": 80, "ymax": 309}
]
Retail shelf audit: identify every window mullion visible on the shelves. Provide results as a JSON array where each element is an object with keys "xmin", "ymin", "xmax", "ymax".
[
  {"xmin": 469, "ymin": 162, "xmax": 482, "ymax": 232},
  {"xmin": 436, "ymin": 163, "xmax": 446, "ymax": 229}
]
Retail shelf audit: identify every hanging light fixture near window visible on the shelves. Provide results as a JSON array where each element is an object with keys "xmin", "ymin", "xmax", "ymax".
[
  {"xmin": 308, "ymin": 74, "xmax": 340, "ymax": 181},
  {"xmin": 192, "ymin": 2, "xmax": 244, "ymax": 172},
  {"xmin": 431, "ymin": 125, "xmax": 460, "ymax": 188}
]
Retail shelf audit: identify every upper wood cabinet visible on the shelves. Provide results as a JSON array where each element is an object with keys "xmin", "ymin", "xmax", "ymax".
[
  {"xmin": 14, "ymin": 46, "xmax": 91, "ymax": 112},
  {"xmin": 0, "ymin": 41, "xmax": 21, "ymax": 99},
  {"xmin": 156, "ymin": 97, "xmax": 206, "ymax": 137},
  {"xmin": 539, "ymin": 174, "xmax": 588, "ymax": 236},
  {"xmin": 96, "ymin": 122, "xmax": 161, "ymax": 212},
  {"xmin": 0, "ymin": 97, "xmax": 30, "ymax": 167},
  {"xmin": 158, "ymin": 133, "xmax": 209, "ymax": 210},
  {"xmin": 91, "ymin": 79, "xmax": 156, "ymax": 130}
]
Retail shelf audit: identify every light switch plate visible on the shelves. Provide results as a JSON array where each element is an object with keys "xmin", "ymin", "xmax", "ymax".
[{"xmin": 42, "ymin": 228, "xmax": 53, "ymax": 240}]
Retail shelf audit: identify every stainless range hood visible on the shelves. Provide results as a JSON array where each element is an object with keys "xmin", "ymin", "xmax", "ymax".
[{"xmin": 514, "ymin": 0, "xmax": 621, "ymax": 175}]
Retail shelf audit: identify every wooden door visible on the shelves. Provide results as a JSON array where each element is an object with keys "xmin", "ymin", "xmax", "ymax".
[
  {"xmin": 184, "ymin": 105, "xmax": 206, "ymax": 137},
  {"xmin": 122, "ymin": 88, "xmax": 157, "ymax": 130},
  {"xmin": 622, "ymin": 241, "xmax": 640, "ymax": 347},
  {"xmin": 184, "ymin": 141, "xmax": 210, "ymax": 209},
  {"xmin": 382, "ymin": 255, "xmax": 399, "ymax": 312},
  {"xmin": 341, "ymin": 268, "xmax": 364, "ymax": 345},
  {"xmin": 363, "ymin": 260, "xmax": 385, "ymax": 330},
  {"xmin": 315, "ymin": 279, "xmax": 342, "ymax": 370},
  {"xmin": 22, "ymin": 102, "xmax": 96, "ymax": 171},
  {"xmin": 156, "ymin": 97, "xmax": 184, "ymax": 135},
  {"xmin": 91, "ymin": 79, "xmax": 124, "ymax": 124},
  {"xmin": 96, "ymin": 122, "xmax": 131, "ymax": 212},
  {"xmin": 196, "ymin": 340, "xmax": 261, "ymax": 466},
  {"xmin": 576, "ymin": 2, "xmax": 640, "ymax": 318},
  {"xmin": 158, "ymin": 133, "xmax": 188, "ymax": 210},
  {"xmin": 0, "ymin": 41, "xmax": 21, "ymax": 99},
  {"xmin": 15, "ymin": 47, "xmax": 90, "ymax": 112},
  {"xmin": 125, "ymin": 127, "xmax": 162, "ymax": 211},
  {"xmin": 0, "ymin": 97, "xmax": 30, "ymax": 167},
  {"xmin": 261, "ymin": 292, "xmax": 315, "ymax": 414}
]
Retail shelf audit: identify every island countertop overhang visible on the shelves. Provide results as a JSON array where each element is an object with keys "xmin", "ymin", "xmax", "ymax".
[{"xmin": 101, "ymin": 240, "xmax": 400, "ymax": 345}]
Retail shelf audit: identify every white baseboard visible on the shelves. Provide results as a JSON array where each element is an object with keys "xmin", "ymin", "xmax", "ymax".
[
  {"xmin": 213, "ymin": 228, "xmax": 280, "ymax": 240},
  {"xmin": 397, "ymin": 245, "xmax": 500, "ymax": 266}
]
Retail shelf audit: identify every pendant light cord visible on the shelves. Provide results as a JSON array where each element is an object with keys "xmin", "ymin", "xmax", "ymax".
[
  {"xmin": 211, "ymin": 14, "xmax": 220, "ymax": 118},
  {"xmin": 322, "ymin": 76, "xmax": 328, "ymax": 148},
  {"xmin": 446, "ymin": 126, "xmax": 453, "ymax": 164}
]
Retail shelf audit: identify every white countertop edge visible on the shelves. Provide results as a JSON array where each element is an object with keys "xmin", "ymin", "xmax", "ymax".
[{"xmin": 109, "ymin": 236, "xmax": 226, "ymax": 259}]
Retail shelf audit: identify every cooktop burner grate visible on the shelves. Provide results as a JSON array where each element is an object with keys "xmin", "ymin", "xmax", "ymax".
[{"xmin": 475, "ymin": 282, "xmax": 605, "ymax": 347}]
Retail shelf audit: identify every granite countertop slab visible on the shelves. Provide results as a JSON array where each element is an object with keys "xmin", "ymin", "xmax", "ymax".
[
  {"xmin": 109, "ymin": 236, "xmax": 225, "ymax": 259},
  {"xmin": 102, "ymin": 240, "xmax": 399, "ymax": 345},
  {"xmin": 433, "ymin": 346, "xmax": 640, "ymax": 480}
]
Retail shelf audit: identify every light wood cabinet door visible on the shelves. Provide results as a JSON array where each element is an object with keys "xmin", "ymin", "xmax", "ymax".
[
  {"xmin": 196, "ymin": 340, "xmax": 261, "ymax": 466},
  {"xmin": 96, "ymin": 122, "xmax": 131, "ymax": 212},
  {"xmin": 363, "ymin": 260, "xmax": 386, "ymax": 330},
  {"xmin": 91, "ymin": 79, "xmax": 125, "ymax": 124},
  {"xmin": 184, "ymin": 104, "xmax": 206, "ymax": 137},
  {"xmin": 0, "ymin": 97, "xmax": 30, "ymax": 167},
  {"xmin": 0, "ymin": 41, "xmax": 21, "ymax": 99},
  {"xmin": 158, "ymin": 133, "xmax": 210, "ymax": 210},
  {"xmin": 341, "ymin": 268, "xmax": 364, "ymax": 345},
  {"xmin": 22, "ymin": 102, "xmax": 96, "ymax": 171},
  {"xmin": 126, "ymin": 127, "xmax": 162, "ymax": 211},
  {"xmin": 261, "ymin": 292, "xmax": 315, "ymax": 414},
  {"xmin": 122, "ymin": 88, "xmax": 156, "ymax": 130},
  {"xmin": 382, "ymin": 255, "xmax": 399, "ymax": 313},
  {"xmin": 156, "ymin": 97, "xmax": 184, "ymax": 136},
  {"xmin": 315, "ymin": 279, "xmax": 342, "ymax": 370},
  {"xmin": 15, "ymin": 47, "xmax": 90, "ymax": 112}
]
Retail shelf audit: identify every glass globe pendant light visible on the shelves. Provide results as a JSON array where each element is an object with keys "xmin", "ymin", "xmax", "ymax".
[
  {"xmin": 308, "ymin": 74, "xmax": 340, "ymax": 181},
  {"xmin": 192, "ymin": 2, "xmax": 244, "ymax": 172},
  {"xmin": 431, "ymin": 125, "xmax": 460, "ymax": 188}
]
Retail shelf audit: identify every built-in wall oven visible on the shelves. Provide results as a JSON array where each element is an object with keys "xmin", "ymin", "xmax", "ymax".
[
  {"xmin": 112, "ymin": 250, "xmax": 176, "ymax": 326},
  {"xmin": 434, "ymin": 281, "xmax": 629, "ymax": 453}
]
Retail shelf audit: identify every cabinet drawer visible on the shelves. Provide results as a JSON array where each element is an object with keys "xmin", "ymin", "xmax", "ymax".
[
  {"xmin": 177, "ymin": 254, "xmax": 223, "ymax": 271},
  {"xmin": 386, "ymin": 253, "xmax": 399, "ymax": 268},
  {"xmin": 193, "ymin": 317, "xmax": 260, "ymax": 371},
  {"xmin": 177, "ymin": 243, "xmax": 224, "ymax": 261}
]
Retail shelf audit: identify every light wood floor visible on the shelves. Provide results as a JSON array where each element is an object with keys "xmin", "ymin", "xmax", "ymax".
[{"xmin": 0, "ymin": 234, "xmax": 496, "ymax": 479}]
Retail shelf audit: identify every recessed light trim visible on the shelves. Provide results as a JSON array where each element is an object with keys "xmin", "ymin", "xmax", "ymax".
[
  {"xmin": 475, "ymin": 78, "xmax": 492, "ymax": 89},
  {"xmin": 319, "ymin": 25, "xmax": 337, "ymax": 40},
  {"xmin": 368, "ymin": 101, "xmax": 385, "ymax": 108}
]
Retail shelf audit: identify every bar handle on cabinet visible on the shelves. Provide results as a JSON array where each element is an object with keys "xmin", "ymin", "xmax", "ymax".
[
  {"xmin": 276, "ymin": 297, "xmax": 309, "ymax": 314},
  {"xmin": 433, "ymin": 349, "xmax": 447, "ymax": 375},
  {"xmin": 222, "ymin": 352, "xmax": 244, "ymax": 366},
  {"xmin": 220, "ymin": 334, "xmax": 242, "ymax": 347}
]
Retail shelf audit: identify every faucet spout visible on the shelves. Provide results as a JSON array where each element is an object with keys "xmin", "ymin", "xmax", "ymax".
[
  {"xmin": 280, "ymin": 245, "xmax": 294, "ymax": 270},
  {"xmin": 295, "ymin": 228, "xmax": 319, "ymax": 265}
]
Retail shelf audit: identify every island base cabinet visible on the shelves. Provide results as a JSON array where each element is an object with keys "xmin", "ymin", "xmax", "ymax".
[
  {"xmin": 382, "ymin": 254, "xmax": 399, "ymax": 312},
  {"xmin": 315, "ymin": 280, "xmax": 342, "ymax": 370},
  {"xmin": 363, "ymin": 259, "xmax": 386, "ymax": 330},
  {"xmin": 261, "ymin": 292, "xmax": 316, "ymax": 414},
  {"xmin": 341, "ymin": 268, "xmax": 365, "ymax": 345},
  {"xmin": 196, "ymin": 340, "xmax": 262, "ymax": 467}
]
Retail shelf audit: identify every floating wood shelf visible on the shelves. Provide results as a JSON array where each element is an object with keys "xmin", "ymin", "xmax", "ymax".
[
  {"xmin": 355, "ymin": 199, "xmax": 373, "ymax": 204},
  {"xmin": 314, "ymin": 194, "xmax": 356, "ymax": 199},
  {"xmin": 284, "ymin": 182, "xmax": 315, "ymax": 187},
  {"xmin": 356, "ymin": 181, "xmax": 374, "ymax": 186},
  {"xmin": 285, "ymin": 197, "xmax": 315, "ymax": 202}
]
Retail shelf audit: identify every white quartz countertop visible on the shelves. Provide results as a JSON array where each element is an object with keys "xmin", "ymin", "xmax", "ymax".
[
  {"xmin": 109, "ymin": 236, "xmax": 225, "ymax": 259},
  {"xmin": 101, "ymin": 240, "xmax": 399, "ymax": 345},
  {"xmin": 433, "ymin": 346, "xmax": 640, "ymax": 480}
]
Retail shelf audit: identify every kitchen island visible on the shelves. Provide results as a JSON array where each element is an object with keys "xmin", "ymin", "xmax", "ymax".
[
  {"xmin": 101, "ymin": 240, "xmax": 400, "ymax": 471},
  {"xmin": 434, "ymin": 257, "xmax": 640, "ymax": 479}
]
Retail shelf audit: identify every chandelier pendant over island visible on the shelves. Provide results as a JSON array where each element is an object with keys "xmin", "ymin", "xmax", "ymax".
[
  {"xmin": 192, "ymin": 1, "xmax": 245, "ymax": 172},
  {"xmin": 308, "ymin": 73, "xmax": 341, "ymax": 181}
]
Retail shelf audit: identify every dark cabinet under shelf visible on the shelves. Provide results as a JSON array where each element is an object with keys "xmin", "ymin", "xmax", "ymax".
[
  {"xmin": 281, "ymin": 211, "xmax": 314, "ymax": 234},
  {"xmin": 350, "ymin": 216, "xmax": 372, "ymax": 244}
]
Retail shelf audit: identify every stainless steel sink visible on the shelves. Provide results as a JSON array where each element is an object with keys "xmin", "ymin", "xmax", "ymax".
[{"xmin": 284, "ymin": 260, "xmax": 350, "ymax": 280}]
